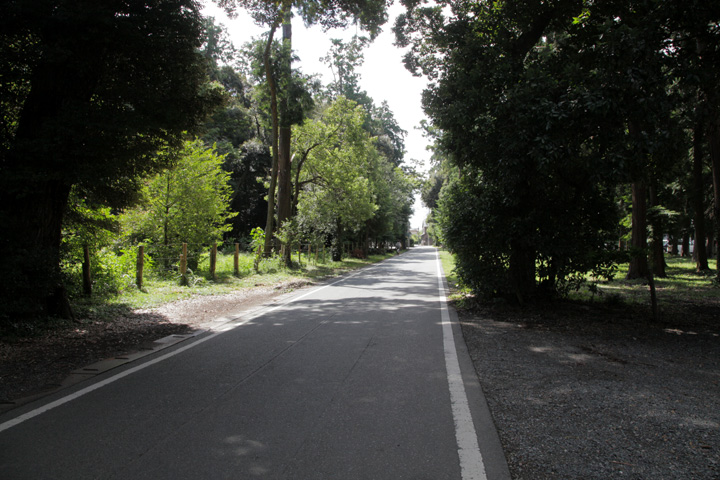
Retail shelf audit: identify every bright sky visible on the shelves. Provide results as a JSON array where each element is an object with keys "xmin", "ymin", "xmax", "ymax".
[{"xmin": 200, "ymin": 1, "xmax": 431, "ymax": 230}]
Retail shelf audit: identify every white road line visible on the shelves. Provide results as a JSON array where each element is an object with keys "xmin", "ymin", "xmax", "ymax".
[
  {"xmin": 436, "ymin": 249, "xmax": 488, "ymax": 480},
  {"xmin": 0, "ymin": 328, "xmax": 225, "ymax": 434},
  {"xmin": 0, "ymin": 270, "xmax": 367, "ymax": 434}
]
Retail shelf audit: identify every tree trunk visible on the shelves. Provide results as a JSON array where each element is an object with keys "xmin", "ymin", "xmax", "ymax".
[
  {"xmin": 277, "ymin": 8, "xmax": 293, "ymax": 266},
  {"xmin": 332, "ymin": 219, "xmax": 344, "ymax": 262},
  {"xmin": 711, "ymin": 118, "xmax": 720, "ymax": 279},
  {"xmin": 508, "ymin": 240, "xmax": 535, "ymax": 304},
  {"xmin": 681, "ymin": 233, "xmax": 690, "ymax": 257},
  {"xmin": 649, "ymin": 184, "xmax": 666, "ymax": 278},
  {"xmin": 1, "ymin": 179, "xmax": 74, "ymax": 320},
  {"xmin": 692, "ymin": 119, "xmax": 710, "ymax": 270},
  {"xmin": 1, "ymin": 44, "xmax": 80, "ymax": 320},
  {"xmin": 82, "ymin": 245, "xmax": 92, "ymax": 296},
  {"xmin": 627, "ymin": 181, "xmax": 650, "ymax": 279},
  {"xmin": 707, "ymin": 231, "xmax": 715, "ymax": 259},
  {"xmin": 262, "ymin": 18, "xmax": 282, "ymax": 257},
  {"xmin": 278, "ymin": 124, "xmax": 292, "ymax": 263}
]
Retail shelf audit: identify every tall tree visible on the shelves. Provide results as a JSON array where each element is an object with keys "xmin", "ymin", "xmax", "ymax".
[
  {"xmin": 214, "ymin": 0, "xmax": 390, "ymax": 260},
  {"xmin": 292, "ymin": 97, "xmax": 379, "ymax": 260},
  {"xmin": 664, "ymin": 1, "xmax": 720, "ymax": 275},
  {"xmin": 396, "ymin": 0, "xmax": 614, "ymax": 300},
  {"xmin": 199, "ymin": 20, "xmax": 276, "ymax": 240},
  {"xmin": 0, "ymin": 0, "xmax": 223, "ymax": 320},
  {"xmin": 395, "ymin": 0, "xmax": 691, "ymax": 300}
]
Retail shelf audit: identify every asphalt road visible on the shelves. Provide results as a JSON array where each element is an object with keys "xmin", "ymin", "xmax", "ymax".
[{"xmin": 0, "ymin": 247, "xmax": 509, "ymax": 479}]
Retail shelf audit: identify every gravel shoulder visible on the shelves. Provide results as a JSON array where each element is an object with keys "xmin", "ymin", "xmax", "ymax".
[{"xmin": 459, "ymin": 301, "xmax": 720, "ymax": 479}]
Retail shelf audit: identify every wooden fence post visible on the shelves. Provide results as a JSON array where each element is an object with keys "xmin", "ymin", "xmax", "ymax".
[
  {"xmin": 82, "ymin": 244, "xmax": 92, "ymax": 296},
  {"xmin": 180, "ymin": 243, "xmax": 188, "ymax": 286},
  {"xmin": 136, "ymin": 245, "xmax": 144, "ymax": 290},
  {"xmin": 210, "ymin": 242, "xmax": 217, "ymax": 280},
  {"xmin": 234, "ymin": 243, "xmax": 240, "ymax": 276}
]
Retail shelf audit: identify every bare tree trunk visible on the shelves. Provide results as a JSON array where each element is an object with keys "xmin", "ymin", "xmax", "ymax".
[
  {"xmin": 649, "ymin": 184, "xmax": 666, "ymax": 278},
  {"xmin": 693, "ymin": 119, "xmax": 710, "ymax": 270},
  {"xmin": 681, "ymin": 233, "xmax": 690, "ymax": 257},
  {"xmin": 707, "ymin": 231, "xmax": 715, "ymax": 259},
  {"xmin": 710, "ymin": 117, "xmax": 720, "ymax": 278},
  {"xmin": 627, "ymin": 181, "xmax": 650, "ymax": 279},
  {"xmin": 262, "ymin": 18, "xmax": 282, "ymax": 257},
  {"xmin": 277, "ymin": 8, "xmax": 293, "ymax": 266}
]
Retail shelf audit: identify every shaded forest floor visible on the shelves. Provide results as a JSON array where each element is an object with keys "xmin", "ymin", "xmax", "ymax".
[{"xmin": 454, "ymin": 257, "xmax": 720, "ymax": 479}]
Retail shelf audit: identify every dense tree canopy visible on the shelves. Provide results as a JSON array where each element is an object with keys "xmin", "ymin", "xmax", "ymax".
[
  {"xmin": 0, "ymin": 0, "xmax": 224, "ymax": 319},
  {"xmin": 0, "ymin": 2, "xmax": 417, "ymax": 322},
  {"xmin": 397, "ymin": 0, "xmax": 720, "ymax": 301},
  {"xmin": 214, "ymin": 0, "xmax": 391, "ymax": 260},
  {"xmin": 293, "ymin": 97, "xmax": 379, "ymax": 257}
]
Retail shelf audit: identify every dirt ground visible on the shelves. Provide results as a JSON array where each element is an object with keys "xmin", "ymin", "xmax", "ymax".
[
  {"xmin": 460, "ymin": 300, "xmax": 720, "ymax": 479},
  {"xmin": 1, "ymin": 281, "xmax": 719, "ymax": 479}
]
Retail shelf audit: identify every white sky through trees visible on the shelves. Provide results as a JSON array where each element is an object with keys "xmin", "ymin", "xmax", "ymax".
[{"xmin": 201, "ymin": 1, "xmax": 431, "ymax": 230}]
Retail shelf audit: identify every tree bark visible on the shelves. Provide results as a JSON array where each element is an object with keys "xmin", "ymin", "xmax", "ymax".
[
  {"xmin": 262, "ymin": 17, "xmax": 282, "ymax": 257},
  {"xmin": 649, "ymin": 184, "xmax": 666, "ymax": 278},
  {"xmin": 509, "ymin": 240, "xmax": 535, "ymax": 304},
  {"xmin": 0, "ymin": 32, "xmax": 84, "ymax": 319},
  {"xmin": 626, "ymin": 181, "xmax": 650, "ymax": 279},
  {"xmin": 332, "ymin": 219, "xmax": 344, "ymax": 262},
  {"xmin": 277, "ymin": 7, "xmax": 293, "ymax": 266},
  {"xmin": 1, "ymin": 179, "xmax": 74, "ymax": 319},
  {"xmin": 681, "ymin": 233, "xmax": 690, "ymax": 257},
  {"xmin": 692, "ymin": 119, "xmax": 710, "ymax": 270},
  {"xmin": 707, "ymin": 231, "xmax": 715, "ymax": 259},
  {"xmin": 710, "ymin": 117, "xmax": 720, "ymax": 278}
]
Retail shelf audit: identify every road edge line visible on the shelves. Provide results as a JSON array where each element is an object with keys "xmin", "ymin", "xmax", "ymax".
[
  {"xmin": 436, "ymin": 249, "xmax": 488, "ymax": 480},
  {"xmin": 0, "ymin": 264, "xmax": 376, "ymax": 434}
]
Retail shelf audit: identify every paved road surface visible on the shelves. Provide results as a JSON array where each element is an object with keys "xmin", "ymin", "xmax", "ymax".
[{"xmin": 0, "ymin": 247, "xmax": 509, "ymax": 479}]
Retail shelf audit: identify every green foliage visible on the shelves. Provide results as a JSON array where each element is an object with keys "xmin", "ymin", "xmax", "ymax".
[
  {"xmin": 395, "ymin": 0, "xmax": 710, "ymax": 301},
  {"xmin": 60, "ymin": 191, "xmax": 162, "ymax": 297},
  {"xmin": 250, "ymin": 226, "xmax": 266, "ymax": 272},
  {"xmin": 319, "ymin": 36, "xmax": 407, "ymax": 166},
  {"xmin": 420, "ymin": 165, "xmax": 445, "ymax": 210},
  {"xmin": 293, "ymin": 97, "xmax": 380, "ymax": 248},
  {"xmin": 0, "ymin": 0, "xmax": 225, "ymax": 319},
  {"xmin": 216, "ymin": 0, "xmax": 389, "ymax": 40},
  {"xmin": 322, "ymin": 36, "xmax": 372, "ymax": 105},
  {"xmin": 119, "ymin": 140, "xmax": 237, "ymax": 269}
]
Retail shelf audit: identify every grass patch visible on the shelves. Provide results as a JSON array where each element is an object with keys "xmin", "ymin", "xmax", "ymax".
[
  {"xmin": 438, "ymin": 250, "xmax": 719, "ymax": 324},
  {"xmin": 581, "ymin": 255, "xmax": 719, "ymax": 307},
  {"xmin": 70, "ymin": 251, "xmax": 399, "ymax": 322},
  {"xmin": 438, "ymin": 249, "xmax": 474, "ymax": 306}
]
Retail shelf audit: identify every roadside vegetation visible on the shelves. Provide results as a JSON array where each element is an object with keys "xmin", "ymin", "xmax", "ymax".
[
  {"xmin": 408, "ymin": 2, "xmax": 720, "ymax": 308},
  {"xmin": 2, "ymin": 2, "xmax": 415, "ymax": 326},
  {"xmin": 441, "ymin": 249, "xmax": 719, "ymax": 328},
  {"xmin": 2, "ymin": 250, "xmax": 400, "ymax": 340}
]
